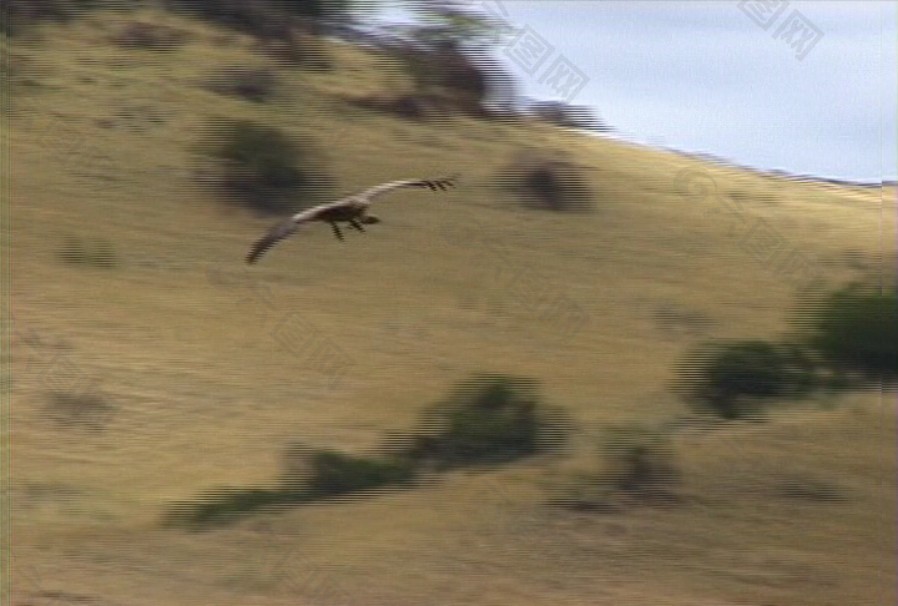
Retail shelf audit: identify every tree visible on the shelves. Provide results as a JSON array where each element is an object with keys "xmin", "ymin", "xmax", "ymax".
[
  {"xmin": 802, "ymin": 283, "xmax": 898, "ymax": 384},
  {"xmin": 281, "ymin": 0, "xmax": 360, "ymax": 33},
  {"xmin": 386, "ymin": 1, "xmax": 515, "ymax": 116},
  {"xmin": 400, "ymin": 0, "xmax": 508, "ymax": 50}
]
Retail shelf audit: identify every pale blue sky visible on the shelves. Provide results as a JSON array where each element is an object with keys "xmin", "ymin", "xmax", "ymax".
[{"xmin": 373, "ymin": 1, "xmax": 896, "ymax": 182}]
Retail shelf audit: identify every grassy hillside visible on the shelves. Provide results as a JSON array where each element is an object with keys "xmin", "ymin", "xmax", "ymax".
[{"xmin": 6, "ymin": 9, "xmax": 896, "ymax": 606}]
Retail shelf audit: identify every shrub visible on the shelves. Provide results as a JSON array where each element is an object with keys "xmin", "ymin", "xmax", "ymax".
[
  {"xmin": 166, "ymin": 375, "xmax": 569, "ymax": 528},
  {"xmin": 304, "ymin": 449, "xmax": 418, "ymax": 498},
  {"xmin": 800, "ymin": 283, "xmax": 898, "ymax": 384},
  {"xmin": 204, "ymin": 66, "xmax": 278, "ymax": 102},
  {"xmin": 282, "ymin": 441, "xmax": 420, "ymax": 496},
  {"xmin": 403, "ymin": 44, "xmax": 489, "ymax": 117},
  {"xmin": 386, "ymin": 1, "xmax": 511, "ymax": 116},
  {"xmin": 163, "ymin": 0, "xmax": 341, "ymax": 66},
  {"xmin": 257, "ymin": 23, "xmax": 331, "ymax": 69},
  {"xmin": 346, "ymin": 93, "xmax": 444, "ymax": 121},
  {"xmin": 407, "ymin": 374, "xmax": 571, "ymax": 469},
  {"xmin": 162, "ymin": 0, "xmax": 285, "ymax": 34},
  {"xmin": 3, "ymin": 0, "xmax": 112, "ymax": 36},
  {"xmin": 164, "ymin": 0, "xmax": 353, "ymax": 34},
  {"xmin": 677, "ymin": 340, "xmax": 818, "ymax": 420},
  {"xmin": 527, "ymin": 100, "xmax": 609, "ymax": 131},
  {"xmin": 112, "ymin": 21, "xmax": 188, "ymax": 51},
  {"xmin": 165, "ymin": 486, "xmax": 298, "ymax": 528},
  {"xmin": 46, "ymin": 390, "xmax": 114, "ymax": 430},
  {"xmin": 499, "ymin": 149, "xmax": 594, "ymax": 213},
  {"xmin": 168, "ymin": 445, "xmax": 418, "ymax": 528},
  {"xmin": 202, "ymin": 119, "xmax": 331, "ymax": 214}
]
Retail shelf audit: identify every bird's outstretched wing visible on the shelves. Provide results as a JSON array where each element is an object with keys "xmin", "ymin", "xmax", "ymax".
[
  {"xmin": 245, "ymin": 206, "xmax": 322, "ymax": 264},
  {"xmin": 358, "ymin": 174, "xmax": 459, "ymax": 203}
]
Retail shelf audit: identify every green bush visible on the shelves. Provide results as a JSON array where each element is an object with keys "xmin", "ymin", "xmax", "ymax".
[
  {"xmin": 677, "ymin": 340, "xmax": 818, "ymax": 420},
  {"xmin": 165, "ymin": 486, "xmax": 299, "ymax": 528},
  {"xmin": 3, "ymin": 0, "xmax": 108, "ymax": 36},
  {"xmin": 203, "ymin": 119, "xmax": 331, "ymax": 214},
  {"xmin": 167, "ymin": 445, "xmax": 418, "ymax": 528},
  {"xmin": 305, "ymin": 449, "xmax": 418, "ymax": 498},
  {"xmin": 284, "ymin": 444, "xmax": 419, "ymax": 498},
  {"xmin": 801, "ymin": 283, "xmax": 898, "ymax": 384},
  {"xmin": 500, "ymin": 149, "xmax": 594, "ymax": 213},
  {"xmin": 409, "ymin": 374, "xmax": 571, "ymax": 469},
  {"xmin": 166, "ymin": 375, "xmax": 570, "ymax": 528},
  {"xmin": 112, "ymin": 20, "xmax": 188, "ymax": 51}
]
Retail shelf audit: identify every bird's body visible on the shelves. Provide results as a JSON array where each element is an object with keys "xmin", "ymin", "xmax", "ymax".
[{"xmin": 246, "ymin": 175, "xmax": 457, "ymax": 264}]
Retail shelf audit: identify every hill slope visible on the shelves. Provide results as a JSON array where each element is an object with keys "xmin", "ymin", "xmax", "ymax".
[{"xmin": 7, "ymin": 10, "xmax": 896, "ymax": 606}]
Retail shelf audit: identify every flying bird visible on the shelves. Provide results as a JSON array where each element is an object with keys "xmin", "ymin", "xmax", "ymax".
[{"xmin": 245, "ymin": 175, "xmax": 458, "ymax": 264}]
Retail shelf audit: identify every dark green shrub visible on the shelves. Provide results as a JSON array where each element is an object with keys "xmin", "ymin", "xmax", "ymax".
[
  {"xmin": 409, "ymin": 374, "xmax": 570, "ymax": 469},
  {"xmin": 500, "ymin": 149, "xmax": 594, "ymax": 213},
  {"xmin": 390, "ymin": 43, "xmax": 489, "ymax": 117},
  {"xmin": 164, "ymin": 0, "xmax": 353, "ymax": 33},
  {"xmin": 166, "ymin": 375, "xmax": 569, "ymax": 528},
  {"xmin": 167, "ymin": 445, "xmax": 418, "ymax": 528},
  {"xmin": 163, "ymin": 0, "xmax": 349, "ymax": 66},
  {"xmin": 284, "ymin": 443, "xmax": 420, "ymax": 498},
  {"xmin": 800, "ymin": 283, "xmax": 898, "ymax": 384},
  {"xmin": 528, "ymin": 101, "xmax": 607, "ymax": 131},
  {"xmin": 677, "ymin": 340, "xmax": 818, "ymax": 420},
  {"xmin": 113, "ymin": 20, "xmax": 188, "ymax": 50},
  {"xmin": 163, "ymin": 0, "xmax": 285, "ymax": 33},
  {"xmin": 305, "ymin": 449, "xmax": 418, "ymax": 498},
  {"xmin": 165, "ymin": 486, "xmax": 299, "ymax": 528},
  {"xmin": 3, "ymin": 0, "xmax": 111, "ymax": 36},
  {"xmin": 203, "ymin": 119, "xmax": 331, "ymax": 214}
]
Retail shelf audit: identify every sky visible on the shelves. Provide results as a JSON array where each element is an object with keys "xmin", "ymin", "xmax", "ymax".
[{"xmin": 373, "ymin": 1, "xmax": 897, "ymax": 183}]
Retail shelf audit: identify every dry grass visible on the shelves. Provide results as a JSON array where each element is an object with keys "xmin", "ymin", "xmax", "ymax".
[{"xmin": 8, "ymin": 9, "xmax": 896, "ymax": 606}]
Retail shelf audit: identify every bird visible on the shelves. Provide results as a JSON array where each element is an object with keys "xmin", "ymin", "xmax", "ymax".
[{"xmin": 245, "ymin": 175, "xmax": 458, "ymax": 264}]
